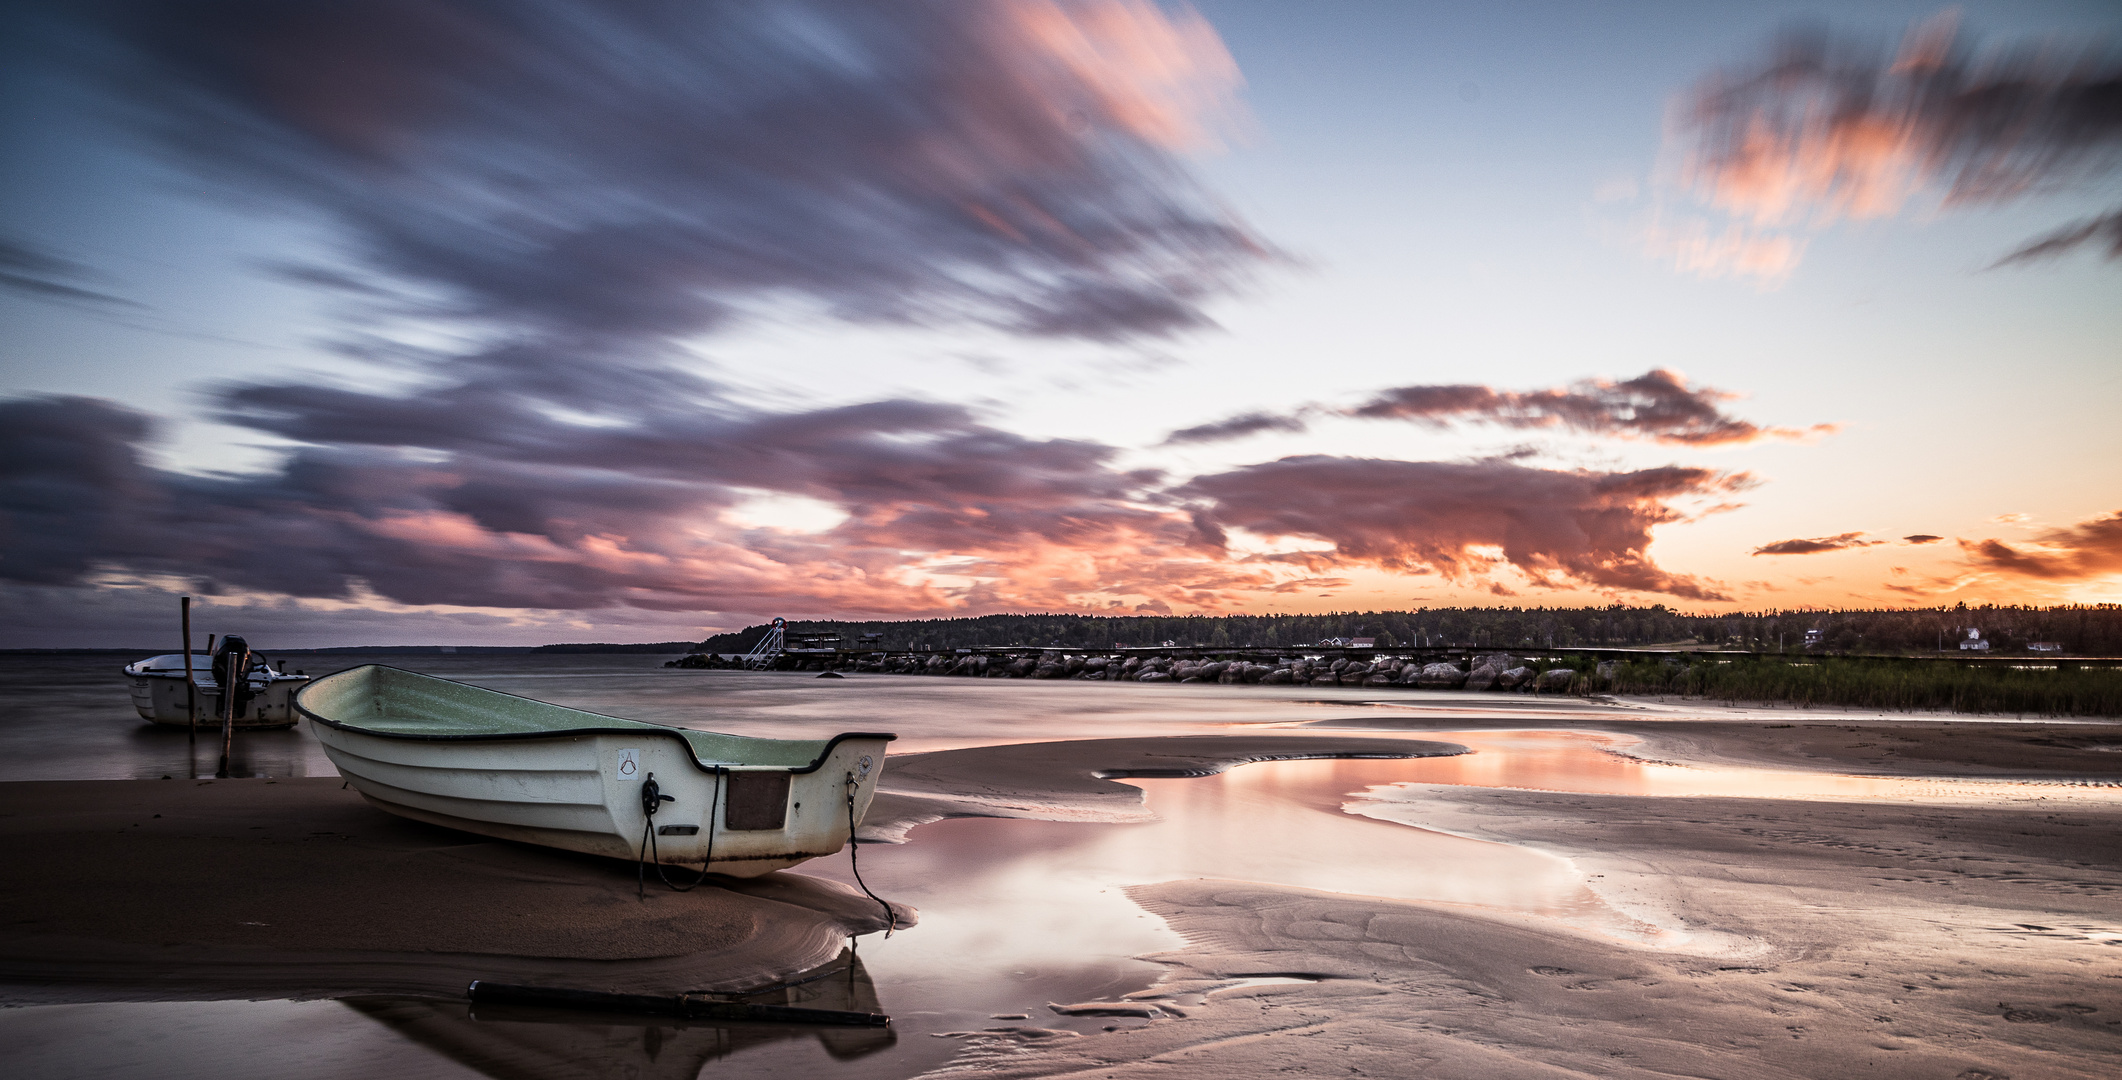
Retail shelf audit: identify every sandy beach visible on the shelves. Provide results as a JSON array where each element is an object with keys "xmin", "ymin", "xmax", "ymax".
[{"xmin": 4, "ymin": 666, "xmax": 2119, "ymax": 1078}]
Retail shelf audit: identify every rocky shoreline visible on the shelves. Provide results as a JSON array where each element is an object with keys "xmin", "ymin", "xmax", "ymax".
[{"xmin": 670, "ymin": 649, "xmax": 1614, "ymax": 694}]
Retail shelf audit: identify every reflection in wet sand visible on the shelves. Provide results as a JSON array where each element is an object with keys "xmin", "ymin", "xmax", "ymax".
[
  {"xmin": 798, "ymin": 753, "xmax": 1629, "ymax": 1037},
  {"xmin": 340, "ymin": 948, "xmax": 893, "ymax": 1080},
  {"xmin": 1329, "ymin": 728, "xmax": 2122, "ymax": 803}
]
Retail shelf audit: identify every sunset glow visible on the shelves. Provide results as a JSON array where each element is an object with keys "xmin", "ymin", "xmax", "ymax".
[{"xmin": 2, "ymin": 1, "xmax": 2117, "ymax": 646}]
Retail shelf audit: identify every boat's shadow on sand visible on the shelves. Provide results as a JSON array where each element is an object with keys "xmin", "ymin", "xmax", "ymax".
[{"xmin": 340, "ymin": 947, "xmax": 894, "ymax": 1080}]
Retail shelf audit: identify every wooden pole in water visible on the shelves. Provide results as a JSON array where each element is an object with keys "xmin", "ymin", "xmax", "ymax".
[
  {"xmin": 216, "ymin": 641, "xmax": 245, "ymax": 779},
  {"xmin": 181, "ymin": 597, "xmax": 197, "ymax": 739}
]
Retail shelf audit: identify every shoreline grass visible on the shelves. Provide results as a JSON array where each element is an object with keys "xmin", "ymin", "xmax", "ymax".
[{"xmin": 1595, "ymin": 657, "xmax": 2122, "ymax": 718}]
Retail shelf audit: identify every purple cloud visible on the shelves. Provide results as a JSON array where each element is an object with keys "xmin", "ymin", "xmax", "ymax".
[
  {"xmin": 1751, "ymin": 532, "xmax": 1884, "ymax": 556},
  {"xmin": 75, "ymin": 0, "xmax": 1275, "ymax": 344},
  {"xmin": 1165, "ymin": 368, "xmax": 1831, "ymax": 447},
  {"xmin": 1179, "ymin": 456, "xmax": 1752, "ymax": 600}
]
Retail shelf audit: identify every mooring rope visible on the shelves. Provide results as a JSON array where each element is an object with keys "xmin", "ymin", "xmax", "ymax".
[
  {"xmin": 845, "ymin": 770, "xmax": 896, "ymax": 937},
  {"xmin": 637, "ymin": 770, "xmax": 721, "ymax": 898}
]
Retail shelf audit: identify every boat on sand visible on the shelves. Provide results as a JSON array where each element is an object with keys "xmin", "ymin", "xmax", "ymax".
[{"xmin": 296, "ymin": 665, "xmax": 895, "ymax": 877}]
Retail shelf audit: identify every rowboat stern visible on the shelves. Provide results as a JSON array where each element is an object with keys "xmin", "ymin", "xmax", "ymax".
[{"xmin": 644, "ymin": 734, "xmax": 896, "ymax": 878}]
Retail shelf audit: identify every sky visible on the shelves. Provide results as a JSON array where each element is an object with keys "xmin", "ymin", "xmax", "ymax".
[{"xmin": 1, "ymin": 0, "xmax": 2117, "ymax": 648}]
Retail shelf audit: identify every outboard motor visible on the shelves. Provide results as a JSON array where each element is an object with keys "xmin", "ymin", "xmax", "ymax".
[{"xmin": 211, "ymin": 635, "xmax": 254, "ymax": 720}]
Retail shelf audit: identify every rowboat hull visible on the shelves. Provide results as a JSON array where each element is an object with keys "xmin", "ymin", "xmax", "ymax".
[{"xmin": 298, "ymin": 666, "xmax": 893, "ymax": 877}]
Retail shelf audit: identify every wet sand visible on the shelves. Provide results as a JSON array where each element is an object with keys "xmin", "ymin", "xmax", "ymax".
[
  {"xmin": 1310, "ymin": 707, "xmax": 2122, "ymax": 782},
  {"xmin": 893, "ymin": 720, "xmax": 2122, "ymax": 1080},
  {"xmin": 0, "ymin": 777, "xmax": 905, "ymax": 1002}
]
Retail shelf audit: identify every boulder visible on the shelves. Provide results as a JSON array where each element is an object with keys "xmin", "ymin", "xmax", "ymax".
[
  {"xmin": 1463, "ymin": 665, "xmax": 1501, "ymax": 692},
  {"xmin": 1396, "ymin": 665, "xmax": 1423, "ymax": 686},
  {"xmin": 1498, "ymin": 666, "xmax": 1534, "ymax": 690},
  {"xmin": 1033, "ymin": 662, "xmax": 1066, "ymax": 679},
  {"xmin": 1363, "ymin": 672, "xmax": 1397, "ymax": 687},
  {"xmin": 1329, "ymin": 658, "xmax": 1351, "ymax": 674},
  {"xmin": 1309, "ymin": 673, "xmax": 1340, "ymax": 687},
  {"xmin": 1196, "ymin": 661, "xmax": 1229, "ymax": 681},
  {"xmin": 1414, "ymin": 662, "xmax": 1466, "ymax": 689},
  {"xmin": 1137, "ymin": 671, "xmax": 1174, "ymax": 683},
  {"xmin": 1264, "ymin": 668, "xmax": 1294, "ymax": 685},
  {"xmin": 1536, "ymin": 667, "xmax": 1577, "ymax": 692}
]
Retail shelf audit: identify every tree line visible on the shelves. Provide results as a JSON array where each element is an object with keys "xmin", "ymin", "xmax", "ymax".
[{"xmin": 696, "ymin": 603, "xmax": 2122, "ymax": 656}]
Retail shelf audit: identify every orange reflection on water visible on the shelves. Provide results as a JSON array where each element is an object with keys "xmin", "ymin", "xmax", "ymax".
[
  {"xmin": 1364, "ymin": 729, "xmax": 2121, "ymax": 803},
  {"xmin": 1125, "ymin": 758, "xmax": 1605, "ymax": 921}
]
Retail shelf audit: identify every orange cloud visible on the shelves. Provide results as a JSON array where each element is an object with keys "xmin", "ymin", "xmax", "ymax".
[
  {"xmin": 1640, "ymin": 218, "xmax": 1805, "ymax": 283},
  {"xmin": 1961, "ymin": 511, "xmax": 2122, "ymax": 582},
  {"xmin": 1010, "ymin": 0, "xmax": 1246, "ymax": 153}
]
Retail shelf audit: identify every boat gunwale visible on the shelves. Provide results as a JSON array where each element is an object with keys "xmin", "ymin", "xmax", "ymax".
[
  {"xmin": 125, "ymin": 654, "xmax": 310, "ymax": 686},
  {"xmin": 296, "ymin": 664, "xmax": 895, "ymax": 776}
]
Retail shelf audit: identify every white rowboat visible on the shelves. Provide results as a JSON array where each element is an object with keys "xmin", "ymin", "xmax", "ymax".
[{"xmin": 297, "ymin": 665, "xmax": 895, "ymax": 877}]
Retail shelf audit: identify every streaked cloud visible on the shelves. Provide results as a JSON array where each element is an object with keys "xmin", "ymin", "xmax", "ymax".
[
  {"xmin": 1668, "ymin": 13, "xmax": 2122, "ymax": 275},
  {"xmin": 1166, "ymin": 368, "xmax": 1831, "ymax": 447},
  {"xmin": 1163, "ymin": 409, "xmax": 1313, "ymax": 445},
  {"xmin": 74, "ymin": 0, "xmax": 1274, "ymax": 344},
  {"xmin": 0, "ymin": 234, "xmax": 141, "ymax": 309},
  {"xmin": 1991, "ymin": 209, "xmax": 2122, "ymax": 267}
]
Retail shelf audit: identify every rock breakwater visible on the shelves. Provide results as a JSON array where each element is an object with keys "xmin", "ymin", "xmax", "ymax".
[{"xmin": 668, "ymin": 650, "xmax": 1609, "ymax": 695}]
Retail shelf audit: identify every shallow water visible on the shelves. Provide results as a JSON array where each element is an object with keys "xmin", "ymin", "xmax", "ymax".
[
  {"xmin": 4, "ymin": 655, "xmax": 2108, "ymax": 1079},
  {"xmin": 0, "ymin": 652, "xmax": 1561, "ymax": 781}
]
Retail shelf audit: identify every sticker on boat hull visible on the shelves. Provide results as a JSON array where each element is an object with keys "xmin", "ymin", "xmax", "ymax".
[{"xmin": 617, "ymin": 748, "xmax": 640, "ymax": 779}]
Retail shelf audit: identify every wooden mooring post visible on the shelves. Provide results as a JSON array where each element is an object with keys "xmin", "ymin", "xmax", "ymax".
[{"xmin": 181, "ymin": 596, "xmax": 197, "ymax": 740}]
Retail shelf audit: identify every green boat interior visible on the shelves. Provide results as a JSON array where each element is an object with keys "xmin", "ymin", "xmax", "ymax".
[{"xmin": 297, "ymin": 664, "xmax": 889, "ymax": 772}]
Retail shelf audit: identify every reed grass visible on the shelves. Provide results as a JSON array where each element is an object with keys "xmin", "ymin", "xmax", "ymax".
[{"xmin": 1596, "ymin": 658, "xmax": 2122, "ymax": 717}]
